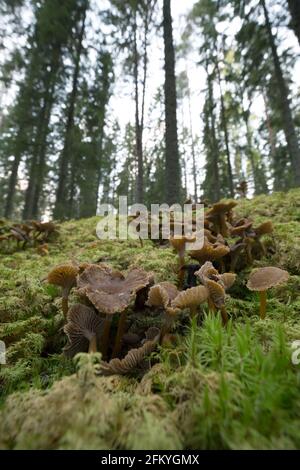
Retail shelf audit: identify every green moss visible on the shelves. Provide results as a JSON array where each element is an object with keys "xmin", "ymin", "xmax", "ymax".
[{"xmin": 1, "ymin": 189, "xmax": 300, "ymax": 449}]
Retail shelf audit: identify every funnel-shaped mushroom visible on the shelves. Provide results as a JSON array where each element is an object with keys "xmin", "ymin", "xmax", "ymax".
[
  {"xmin": 77, "ymin": 264, "xmax": 152, "ymax": 359},
  {"xmin": 195, "ymin": 261, "xmax": 236, "ymax": 325},
  {"xmin": 146, "ymin": 282, "xmax": 179, "ymax": 339},
  {"xmin": 189, "ymin": 238, "xmax": 229, "ymax": 269},
  {"xmin": 247, "ymin": 266, "xmax": 289, "ymax": 319},
  {"xmin": 97, "ymin": 327, "xmax": 160, "ymax": 376},
  {"xmin": 47, "ymin": 264, "xmax": 79, "ymax": 316},
  {"xmin": 170, "ymin": 234, "xmax": 196, "ymax": 286},
  {"xmin": 63, "ymin": 304, "xmax": 103, "ymax": 358},
  {"xmin": 206, "ymin": 201, "xmax": 237, "ymax": 237},
  {"xmin": 253, "ymin": 221, "xmax": 273, "ymax": 256},
  {"xmin": 171, "ymin": 285, "xmax": 209, "ymax": 317}
]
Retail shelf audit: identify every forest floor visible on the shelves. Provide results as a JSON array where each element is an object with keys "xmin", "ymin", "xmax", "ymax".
[{"xmin": 0, "ymin": 190, "xmax": 300, "ymax": 450}]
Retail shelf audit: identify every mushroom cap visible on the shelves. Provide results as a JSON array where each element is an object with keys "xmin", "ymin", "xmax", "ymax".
[
  {"xmin": 169, "ymin": 234, "xmax": 196, "ymax": 253},
  {"xmin": 146, "ymin": 282, "xmax": 179, "ymax": 309},
  {"xmin": 207, "ymin": 200, "xmax": 237, "ymax": 216},
  {"xmin": 97, "ymin": 327, "xmax": 160, "ymax": 375},
  {"xmin": 77, "ymin": 264, "xmax": 153, "ymax": 314},
  {"xmin": 63, "ymin": 303, "xmax": 103, "ymax": 358},
  {"xmin": 47, "ymin": 264, "xmax": 79, "ymax": 291},
  {"xmin": 230, "ymin": 221, "xmax": 253, "ymax": 237},
  {"xmin": 171, "ymin": 285, "xmax": 209, "ymax": 309},
  {"xmin": 189, "ymin": 239, "xmax": 230, "ymax": 263},
  {"xmin": 254, "ymin": 221, "xmax": 273, "ymax": 237},
  {"xmin": 247, "ymin": 266, "xmax": 289, "ymax": 292},
  {"xmin": 195, "ymin": 261, "xmax": 236, "ymax": 292}
]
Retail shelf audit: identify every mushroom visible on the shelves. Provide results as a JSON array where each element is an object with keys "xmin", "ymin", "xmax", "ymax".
[
  {"xmin": 63, "ymin": 303, "xmax": 103, "ymax": 358},
  {"xmin": 252, "ymin": 221, "xmax": 273, "ymax": 256},
  {"xmin": 169, "ymin": 234, "xmax": 196, "ymax": 286},
  {"xmin": 247, "ymin": 266, "xmax": 289, "ymax": 319},
  {"xmin": 47, "ymin": 264, "xmax": 79, "ymax": 316},
  {"xmin": 171, "ymin": 285, "xmax": 209, "ymax": 317},
  {"xmin": 146, "ymin": 282, "xmax": 180, "ymax": 339},
  {"xmin": 77, "ymin": 264, "xmax": 153, "ymax": 359},
  {"xmin": 97, "ymin": 327, "xmax": 160, "ymax": 376},
  {"xmin": 206, "ymin": 201, "xmax": 237, "ymax": 237},
  {"xmin": 189, "ymin": 237, "xmax": 230, "ymax": 271},
  {"xmin": 195, "ymin": 261, "xmax": 236, "ymax": 325}
]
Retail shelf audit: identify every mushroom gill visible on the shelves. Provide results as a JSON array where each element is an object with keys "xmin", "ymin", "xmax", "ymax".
[{"xmin": 63, "ymin": 303, "xmax": 103, "ymax": 358}]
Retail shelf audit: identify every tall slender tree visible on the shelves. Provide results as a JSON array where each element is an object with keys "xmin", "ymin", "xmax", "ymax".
[{"xmin": 163, "ymin": 0, "xmax": 181, "ymax": 205}]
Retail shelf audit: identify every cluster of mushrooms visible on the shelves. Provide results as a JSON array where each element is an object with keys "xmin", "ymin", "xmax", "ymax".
[
  {"xmin": 46, "ymin": 198, "xmax": 289, "ymax": 376},
  {"xmin": 0, "ymin": 220, "xmax": 57, "ymax": 254}
]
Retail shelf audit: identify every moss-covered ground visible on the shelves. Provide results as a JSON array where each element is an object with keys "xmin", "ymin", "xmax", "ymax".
[{"xmin": 0, "ymin": 189, "xmax": 300, "ymax": 449}]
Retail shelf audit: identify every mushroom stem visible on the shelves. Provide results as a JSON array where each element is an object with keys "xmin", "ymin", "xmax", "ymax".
[
  {"xmin": 101, "ymin": 316, "xmax": 112, "ymax": 359},
  {"xmin": 220, "ymin": 306, "xmax": 228, "ymax": 326},
  {"xmin": 62, "ymin": 296, "xmax": 69, "ymax": 317},
  {"xmin": 259, "ymin": 290, "xmax": 267, "ymax": 319},
  {"xmin": 88, "ymin": 335, "xmax": 97, "ymax": 353},
  {"xmin": 190, "ymin": 305, "xmax": 198, "ymax": 317},
  {"xmin": 207, "ymin": 298, "xmax": 216, "ymax": 312},
  {"xmin": 112, "ymin": 310, "xmax": 127, "ymax": 358}
]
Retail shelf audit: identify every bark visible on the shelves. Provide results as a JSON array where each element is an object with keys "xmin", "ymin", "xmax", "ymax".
[
  {"xmin": 163, "ymin": 0, "xmax": 180, "ymax": 205},
  {"xmin": 287, "ymin": 0, "xmax": 300, "ymax": 46},
  {"xmin": 261, "ymin": 0, "xmax": 300, "ymax": 187}
]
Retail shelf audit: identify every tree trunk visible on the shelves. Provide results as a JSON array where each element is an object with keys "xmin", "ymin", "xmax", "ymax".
[
  {"xmin": 163, "ymin": 0, "xmax": 180, "ymax": 205},
  {"xmin": 288, "ymin": 0, "xmax": 300, "ymax": 45},
  {"xmin": 215, "ymin": 60, "xmax": 234, "ymax": 198},
  {"xmin": 54, "ymin": 5, "xmax": 87, "ymax": 219},
  {"xmin": 186, "ymin": 69, "xmax": 198, "ymax": 201},
  {"xmin": 261, "ymin": 0, "xmax": 300, "ymax": 187},
  {"xmin": 4, "ymin": 148, "xmax": 22, "ymax": 218},
  {"xmin": 133, "ymin": 11, "xmax": 144, "ymax": 204},
  {"xmin": 207, "ymin": 69, "xmax": 220, "ymax": 202}
]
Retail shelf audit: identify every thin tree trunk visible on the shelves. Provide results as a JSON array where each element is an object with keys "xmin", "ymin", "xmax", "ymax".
[
  {"xmin": 185, "ymin": 67, "xmax": 198, "ymax": 201},
  {"xmin": 54, "ymin": 5, "xmax": 87, "ymax": 219},
  {"xmin": 207, "ymin": 67, "xmax": 220, "ymax": 202},
  {"xmin": 261, "ymin": 0, "xmax": 300, "ymax": 187},
  {"xmin": 163, "ymin": 0, "xmax": 180, "ymax": 205},
  {"xmin": 215, "ymin": 60, "xmax": 234, "ymax": 198},
  {"xmin": 4, "ymin": 148, "xmax": 22, "ymax": 218},
  {"xmin": 133, "ymin": 11, "xmax": 144, "ymax": 204},
  {"xmin": 287, "ymin": 0, "xmax": 300, "ymax": 46}
]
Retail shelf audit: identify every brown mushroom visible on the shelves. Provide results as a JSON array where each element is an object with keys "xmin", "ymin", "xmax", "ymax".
[
  {"xmin": 146, "ymin": 282, "xmax": 180, "ymax": 339},
  {"xmin": 206, "ymin": 201, "xmax": 237, "ymax": 237},
  {"xmin": 247, "ymin": 266, "xmax": 289, "ymax": 319},
  {"xmin": 252, "ymin": 221, "xmax": 273, "ymax": 256},
  {"xmin": 169, "ymin": 234, "xmax": 196, "ymax": 286},
  {"xmin": 189, "ymin": 238, "xmax": 230, "ymax": 268},
  {"xmin": 195, "ymin": 261, "xmax": 236, "ymax": 325},
  {"xmin": 77, "ymin": 264, "xmax": 152, "ymax": 359},
  {"xmin": 171, "ymin": 285, "xmax": 209, "ymax": 317},
  {"xmin": 63, "ymin": 303, "xmax": 103, "ymax": 358},
  {"xmin": 47, "ymin": 264, "xmax": 79, "ymax": 316},
  {"xmin": 97, "ymin": 327, "xmax": 160, "ymax": 376}
]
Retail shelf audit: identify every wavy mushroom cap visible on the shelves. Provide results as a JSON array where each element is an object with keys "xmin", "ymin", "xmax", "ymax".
[
  {"xmin": 169, "ymin": 234, "xmax": 195, "ymax": 252},
  {"xmin": 171, "ymin": 285, "xmax": 209, "ymax": 309},
  {"xmin": 247, "ymin": 266, "xmax": 289, "ymax": 292},
  {"xmin": 189, "ymin": 239, "xmax": 230, "ymax": 263},
  {"xmin": 63, "ymin": 303, "xmax": 103, "ymax": 358},
  {"xmin": 146, "ymin": 282, "xmax": 179, "ymax": 308},
  {"xmin": 230, "ymin": 221, "xmax": 253, "ymax": 236},
  {"xmin": 97, "ymin": 327, "xmax": 160, "ymax": 375},
  {"xmin": 47, "ymin": 264, "xmax": 79, "ymax": 290},
  {"xmin": 77, "ymin": 264, "xmax": 153, "ymax": 314},
  {"xmin": 254, "ymin": 221, "xmax": 273, "ymax": 237},
  {"xmin": 207, "ymin": 200, "xmax": 237, "ymax": 216},
  {"xmin": 195, "ymin": 261, "xmax": 236, "ymax": 292}
]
